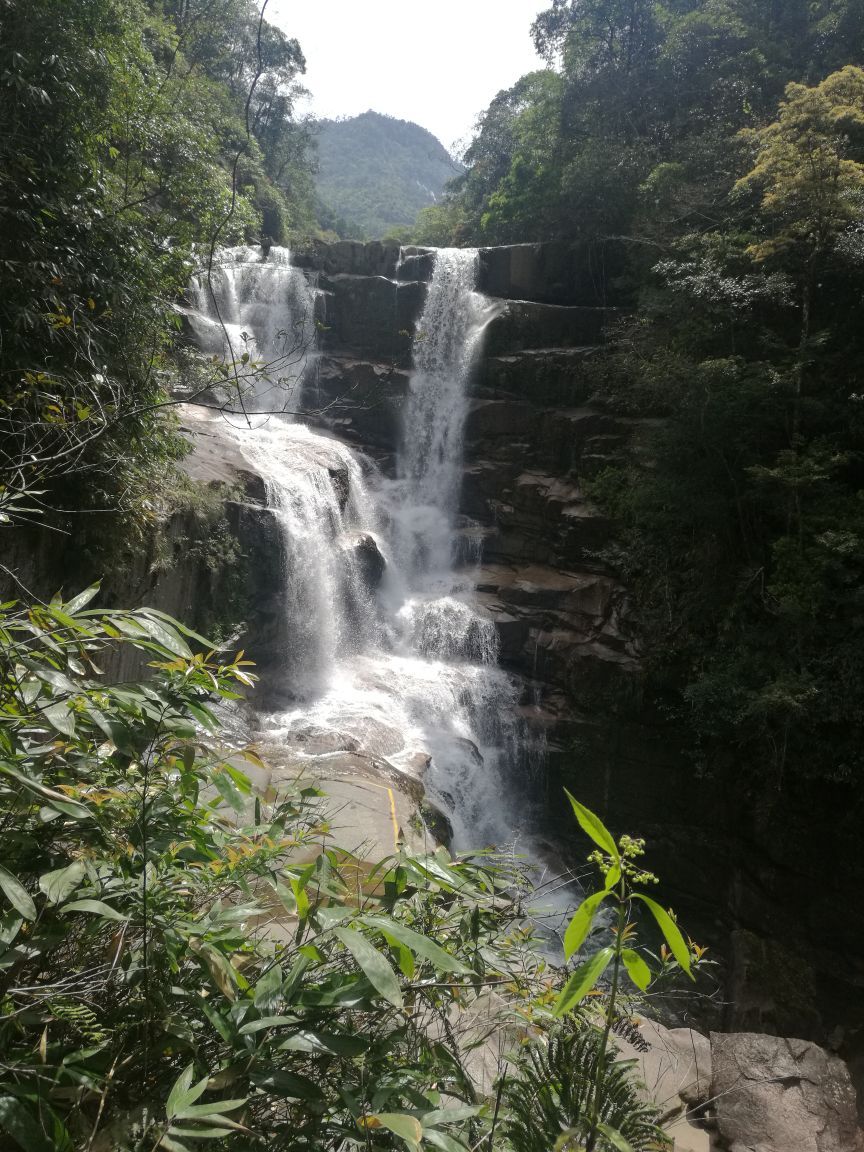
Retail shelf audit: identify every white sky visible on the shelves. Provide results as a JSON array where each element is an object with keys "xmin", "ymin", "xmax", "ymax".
[{"xmin": 267, "ymin": 0, "xmax": 549, "ymax": 153}]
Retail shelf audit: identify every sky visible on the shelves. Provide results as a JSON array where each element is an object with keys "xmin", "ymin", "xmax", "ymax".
[{"xmin": 267, "ymin": 0, "xmax": 549, "ymax": 154}]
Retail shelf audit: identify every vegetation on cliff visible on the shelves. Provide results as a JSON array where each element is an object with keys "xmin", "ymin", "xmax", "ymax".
[
  {"xmin": 431, "ymin": 1, "xmax": 864, "ymax": 795},
  {"xmin": 314, "ymin": 112, "xmax": 463, "ymax": 241}
]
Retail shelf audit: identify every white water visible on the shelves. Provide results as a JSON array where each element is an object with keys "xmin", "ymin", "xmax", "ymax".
[{"xmin": 186, "ymin": 245, "xmax": 535, "ymax": 851}]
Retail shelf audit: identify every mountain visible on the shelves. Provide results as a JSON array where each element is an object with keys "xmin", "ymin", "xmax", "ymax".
[{"xmin": 313, "ymin": 110, "xmax": 463, "ymax": 240}]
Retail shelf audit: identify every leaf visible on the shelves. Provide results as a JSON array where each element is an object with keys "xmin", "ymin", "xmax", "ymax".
[
  {"xmin": 65, "ymin": 583, "xmax": 101, "ymax": 613},
  {"xmin": 361, "ymin": 914, "xmax": 470, "ymax": 973},
  {"xmin": 424, "ymin": 1131, "xmax": 470, "ymax": 1152},
  {"xmin": 248, "ymin": 1069, "xmax": 324, "ymax": 1101},
  {"xmin": 276, "ymin": 1030, "xmax": 368, "ymax": 1057},
  {"xmin": 172, "ymin": 1100, "xmax": 246, "ymax": 1120},
  {"xmin": 0, "ymin": 764, "xmax": 91, "ymax": 819},
  {"xmin": 125, "ymin": 611, "xmax": 192, "ymax": 658},
  {"xmin": 253, "ymin": 963, "xmax": 282, "ymax": 1011},
  {"xmin": 422, "ymin": 1106, "xmax": 481, "ymax": 1127},
  {"xmin": 0, "ymin": 865, "xmax": 36, "ymax": 920},
  {"xmin": 333, "ymin": 926, "xmax": 403, "ymax": 1008},
  {"xmin": 62, "ymin": 899, "xmax": 128, "ymax": 922},
  {"xmin": 563, "ymin": 890, "xmax": 607, "ymax": 960},
  {"xmin": 238, "ymin": 1016, "xmax": 298, "ymax": 1035},
  {"xmin": 43, "ymin": 700, "xmax": 75, "ymax": 737},
  {"xmin": 553, "ymin": 946, "xmax": 614, "ymax": 1017},
  {"xmin": 564, "ymin": 791, "xmax": 620, "ymax": 862},
  {"xmin": 39, "ymin": 861, "xmax": 86, "ymax": 905},
  {"xmin": 596, "ymin": 1122, "xmax": 635, "ymax": 1151},
  {"xmin": 366, "ymin": 1113, "xmax": 423, "ymax": 1148},
  {"xmin": 621, "ymin": 948, "xmax": 652, "ymax": 992},
  {"xmin": 634, "ymin": 894, "xmax": 693, "ymax": 978},
  {"xmin": 167, "ymin": 1065, "xmax": 208, "ymax": 1118},
  {"xmin": 0, "ymin": 1096, "xmax": 58, "ymax": 1152}
]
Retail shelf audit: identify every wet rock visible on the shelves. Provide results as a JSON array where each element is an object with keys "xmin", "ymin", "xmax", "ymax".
[
  {"xmin": 420, "ymin": 800, "xmax": 454, "ymax": 847},
  {"xmin": 296, "ymin": 239, "xmax": 402, "ymax": 278},
  {"xmin": 396, "ymin": 247, "xmax": 436, "ymax": 282},
  {"xmin": 318, "ymin": 274, "xmax": 426, "ymax": 364},
  {"xmin": 339, "ymin": 531, "xmax": 386, "ymax": 590},
  {"xmin": 484, "ymin": 301, "xmax": 615, "ymax": 355},
  {"xmin": 477, "ymin": 240, "xmax": 631, "ymax": 307},
  {"xmin": 710, "ymin": 1032, "xmax": 864, "ymax": 1151},
  {"xmin": 286, "ymin": 726, "xmax": 362, "ymax": 755}
]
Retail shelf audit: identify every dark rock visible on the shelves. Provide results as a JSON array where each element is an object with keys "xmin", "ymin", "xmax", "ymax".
[
  {"xmin": 298, "ymin": 239, "xmax": 402, "ymax": 278},
  {"xmin": 339, "ymin": 532, "xmax": 386, "ymax": 590},
  {"xmin": 318, "ymin": 274, "xmax": 426, "ymax": 364},
  {"xmin": 396, "ymin": 246, "xmax": 436, "ymax": 282},
  {"xmin": 309, "ymin": 355, "xmax": 410, "ymax": 453},
  {"xmin": 420, "ymin": 800, "xmax": 454, "ymax": 847},
  {"xmin": 477, "ymin": 240, "xmax": 631, "ymax": 307},
  {"xmin": 484, "ymin": 301, "xmax": 615, "ymax": 355}
]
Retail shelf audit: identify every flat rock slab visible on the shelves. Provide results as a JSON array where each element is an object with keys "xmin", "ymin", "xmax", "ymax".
[{"xmin": 710, "ymin": 1032, "xmax": 864, "ymax": 1152}]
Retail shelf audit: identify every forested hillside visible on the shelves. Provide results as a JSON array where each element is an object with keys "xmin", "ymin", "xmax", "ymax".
[
  {"xmin": 423, "ymin": 0, "xmax": 864, "ymax": 798},
  {"xmin": 314, "ymin": 111, "xmax": 462, "ymax": 239}
]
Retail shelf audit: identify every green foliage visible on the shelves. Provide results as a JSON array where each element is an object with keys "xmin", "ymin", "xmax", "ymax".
[
  {"xmin": 0, "ymin": 0, "xmax": 315, "ymax": 529},
  {"xmin": 544, "ymin": 798, "xmax": 700, "ymax": 1152},
  {"xmin": 0, "ymin": 589, "xmax": 551, "ymax": 1150},
  {"xmin": 499, "ymin": 1024, "xmax": 668, "ymax": 1152},
  {"xmin": 314, "ymin": 112, "xmax": 463, "ymax": 240}
]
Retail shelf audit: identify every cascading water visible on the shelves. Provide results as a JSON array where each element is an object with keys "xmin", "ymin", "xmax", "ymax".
[
  {"xmin": 185, "ymin": 245, "xmax": 316, "ymax": 414},
  {"xmin": 185, "ymin": 245, "xmax": 537, "ymax": 851}
]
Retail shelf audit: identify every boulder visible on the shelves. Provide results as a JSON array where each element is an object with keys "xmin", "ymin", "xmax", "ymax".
[
  {"xmin": 339, "ymin": 531, "xmax": 386, "ymax": 590},
  {"xmin": 709, "ymin": 1032, "xmax": 864, "ymax": 1152}
]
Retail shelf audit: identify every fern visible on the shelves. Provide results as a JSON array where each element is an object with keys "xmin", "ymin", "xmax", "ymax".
[{"xmin": 499, "ymin": 1022, "xmax": 670, "ymax": 1152}]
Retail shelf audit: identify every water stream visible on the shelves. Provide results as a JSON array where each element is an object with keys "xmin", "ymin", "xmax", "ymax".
[{"xmin": 186, "ymin": 245, "xmax": 538, "ymax": 852}]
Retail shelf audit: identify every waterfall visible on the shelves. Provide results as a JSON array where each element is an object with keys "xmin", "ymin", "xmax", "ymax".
[
  {"xmin": 185, "ymin": 245, "xmax": 315, "ymax": 414},
  {"xmin": 185, "ymin": 245, "xmax": 533, "ymax": 851}
]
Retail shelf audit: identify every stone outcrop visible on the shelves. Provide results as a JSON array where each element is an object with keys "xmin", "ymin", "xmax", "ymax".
[{"xmin": 709, "ymin": 1033, "xmax": 863, "ymax": 1152}]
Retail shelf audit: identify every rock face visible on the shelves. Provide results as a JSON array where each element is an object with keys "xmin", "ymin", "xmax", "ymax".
[
  {"xmin": 286, "ymin": 240, "xmax": 864, "ymax": 1096},
  {"xmin": 709, "ymin": 1033, "xmax": 864, "ymax": 1152}
]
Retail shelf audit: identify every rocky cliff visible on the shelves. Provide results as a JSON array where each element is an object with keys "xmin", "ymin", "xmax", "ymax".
[
  {"xmin": 288, "ymin": 239, "xmax": 864, "ymax": 1094},
  {"xmin": 6, "ymin": 238, "xmax": 860, "ymax": 1097}
]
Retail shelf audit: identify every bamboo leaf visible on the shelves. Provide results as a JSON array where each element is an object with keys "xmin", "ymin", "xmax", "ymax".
[
  {"xmin": 563, "ymin": 890, "xmax": 607, "ymax": 960},
  {"xmin": 334, "ymin": 925, "xmax": 403, "ymax": 1008},
  {"xmin": 553, "ymin": 946, "xmax": 614, "ymax": 1017},
  {"xmin": 634, "ymin": 894, "xmax": 693, "ymax": 978},
  {"xmin": 361, "ymin": 914, "xmax": 470, "ymax": 973},
  {"xmin": 0, "ymin": 864, "xmax": 36, "ymax": 920},
  {"xmin": 564, "ymin": 791, "xmax": 620, "ymax": 862},
  {"xmin": 62, "ymin": 899, "xmax": 128, "ymax": 922},
  {"xmin": 65, "ymin": 583, "xmax": 101, "ymax": 613}
]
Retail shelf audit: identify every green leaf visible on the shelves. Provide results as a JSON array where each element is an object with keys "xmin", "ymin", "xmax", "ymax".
[
  {"xmin": 634, "ymin": 894, "xmax": 693, "ymax": 978},
  {"xmin": 621, "ymin": 948, "xmax": 652, "ymax": 992},
  {"xmin": 172, "ymin": 1100, "xmax": 245, "ymax": 1120},
  {"xmin": 604, "ymin": 863, "xmax": 622, "ymax": 891},
  {"xmin": 563, "ymin": 890, "xmax": 607, "ymax": 960},
  {"xmin": 368, "ymin": 1113, "xmax": 423, "ymax": 1148},
  {"xmin": 39, "ymin": 861, "xmax": 86, "ymax": 905},
  {"xmin": 0, "ymin": 763, "xmax": 91, "ymax": 819},
  {"xmin": 167, "ymin": 1065, "xmax": 207, "ymax": 1118},
  {"xmin": 422, "ymin": 1106, "xmax": 481, "ymax": 1127},
  {"xmin": 43, "ymin": 700, "xmax": 75, "ymax": 737},
  {"xmin": 424, "ymin": 1130, "xmax": 469, "ymax": 1152},
  {"xmin": 0, "ymin": 1096, "xmax": 60, "ymax": 1152},
  {"xmin": 125, "ymin": 611, "xmax": 192, "ymax": 658},
  {"xmin": 238, "ymin": 1016, "xmax": 298, "ymax": 1035},
  {"xmin": 596, "ymin": 1122, "xmax": 635, "ymax": 1151},
  {"xmin": 253, "ymin": 963, "xmax": 282, "ymax": 1011},
  {"xmin": 0, "ymin": 865, "xmax": 36, "ymax": 920},
  {"xmin": 553, "ymin": 946, "xmax": 614, "ymax": 1017},
  {"xmin": 361, "ymin": 914, "xmax": 470, "ymax": 973},
  {"xmin": 62, "ymin": 899, "xmax": 128, "ymax": 922},
  {"xmin": 334, "ymin": 925, "xmax": 403, "ymax": 1008},
  {"xmin": 564, "ymin": 791, "xmax": 620, "ymax": 862},
  {"xmin": 248, "ymin": 1069, "xmax": 324, "ymax": 1100},
  {"xmin": 65, "ymin": 583, "xmax": 101, "ymax": 613},
  {"xmin": 276, "ymin": 1030, "xmax": 368, "ymax": 1057}
]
